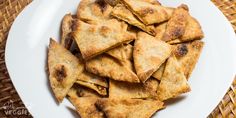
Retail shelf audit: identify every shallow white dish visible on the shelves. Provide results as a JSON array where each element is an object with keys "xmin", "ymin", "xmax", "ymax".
[{"xmin": 5, "ymin": 0, "xmax": 236, "ymax": 117}]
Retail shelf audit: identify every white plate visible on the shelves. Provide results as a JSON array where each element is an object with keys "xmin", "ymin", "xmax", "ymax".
[{"xmin": 5, "ymin": 0, "xmax": 236, "ymax": 117}]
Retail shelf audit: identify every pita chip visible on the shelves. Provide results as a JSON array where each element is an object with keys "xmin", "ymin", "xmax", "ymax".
[
  {"xmin": 86, "ymin": 54, "xmax": 140, "ymax": 83},
  {"xmin": 122, "ymin": 0, "xmax": 170, "ymax": 25},
  {"xmin": 96, "ymin": 98, "xmax": 164, "ymax": 118},
  {"xmin": 68, "ymin": 85, "xmax": 101, "ymax": 98},
  {"xmin": 162, "ymin": 4, "xmax": 189, "ymax": 42},
  {"xmin": 77, "ymin": 0, "xmax": 113, "ymax": 24},
  {"xmin": 48, "ymin": 39, "xmax": 84, "ymax": 103},
  {"xmin": 167, "ymin": 16, "xmax": 204, "ymax": 44},
  {"xmin": 60, "ymin": 13, "xmax": 76, "ymax": 49},
  {"xmin": 152, "ymin": 62, "xmax": 166, "ymax": 80},
  {"xmin": 67, "ymin": 86, "xmax": 104, "ymax": 118},
  {"xmin": 173, "ymin": 40, "xmax": 204, "ymax": 79},
  {"xmin": 76, "ymin": 80, "xmax": 107, "ymax": 96},
  {"xmin": 109, "ymin": 78, "xmax": 159, "ymax": 99},
  {"xmin": 157, "ymin": 54, "xmax": 191, "ymax": 101},
  {"xmin": 111, "ymin": 4, "xmax": 156, "ymax": 36},
  {"xmin": 72, "ymin": 19, "xmax": 135, "ymax": 60},
  {"xmin": 134, "ymin": 32, "xmax": 172, "ymax": 82},
  {"xmin": 106, "ymin": 44, "xmax": 133, "ymax": 62},
  {"xmin": 155, "ymin": 22, "xmax": 167, "ymax": 40}
]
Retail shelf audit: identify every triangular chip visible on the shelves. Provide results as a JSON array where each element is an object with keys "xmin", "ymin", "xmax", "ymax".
[
  {"xmin": 60, "ymin": 13, "xmax": 75, "ymax": 49},
  {"xmin": 67, "ymin": 86, "xmax": 104, "ymax": 118},
  {"xmin": 86, "ymin": 54, "xmax": 140, "ymax": 83},
  {"xmin": 73, "ymin": 19, "xmax": 135, "ymax": 60},
  {"xmin": 111, "ymin": 4, "xmax": 156, "ymax": 35},
  {"xmin": 167, "ymin": 16, "xmax": 204, "ymax": 44},
  {"xmin": 77, "ymin": 0, "xmax": 113, "ymax": 24},
  {"xmin": 157, "ymin": 54, "xmax": 191, "ymax": 101},
  {"xmin": 76, "ymin": 80, "xmax": 107, "ymax": 96},
  {"xmin": 68, "ymin": 85, "xmax": 101, "ymax": 98},
  {"xmin": 162, "ymin": 4, "xmax": 189, "ymax": 41},
  {"xmin": 134, "ymin": 32, "xmax": 172, "ymax": 82},
  {"xmin": 155, "ymin": 22, "xmax": 167, "ymax": 40},
  {"xmin": 109, "ymin": 78, "xmax": 159, "ymax": 99},
  {"xmin": 122, "ymin": 0, "xmax": 170, "ymax": 25},
  {"xmin": 106, "ymin": 44, "xmax": 133, "ymax": 62},
  {"xmin": 96, "ymin": 98, "xmax": 164, "ymax": 118},
  {"xmin": 152, "ymin": 62, "xmax": 166, "ymax": 80},
  {"xmin": 48, "ymin": 39, "xmax": 84, "ymax": 103},
  {"xmin": 173, "ymin": 40, "xmax": 204, "ymax": 79}
]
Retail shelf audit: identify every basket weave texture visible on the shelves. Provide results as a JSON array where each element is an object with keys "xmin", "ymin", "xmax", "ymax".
[{"xmin": 0, "ymin": 0, "xmax": 235, "ymax": 117}]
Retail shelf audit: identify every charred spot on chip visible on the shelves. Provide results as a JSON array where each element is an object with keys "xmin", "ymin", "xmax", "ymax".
[
  {"xmin": 95, "ymin": 0, "xmax": 108, "ymax": 13},
  {"xmin": 175, "ymin": 44, "xmax": 188, "ymax": 57},
  {"xmin": 172, "ymin": 27, "xmax": 184, "ymax": 38},
  {"xmin": 139, "ymin": 8, "xmax": 155, "ymax": 17},
  {"xmin": 54, "ymin": 65, "xmax": 67, "ymax": 82}
]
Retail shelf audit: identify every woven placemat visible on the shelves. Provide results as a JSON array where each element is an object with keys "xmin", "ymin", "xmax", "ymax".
[{"xmin": 0, "ymin": 0, "xmax": 235, "ymax": 118}]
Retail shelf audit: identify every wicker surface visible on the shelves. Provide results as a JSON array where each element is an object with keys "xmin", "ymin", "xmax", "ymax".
[{"xmin": 0, "ymin": 0, "xmax": 235, "ymax": 117}]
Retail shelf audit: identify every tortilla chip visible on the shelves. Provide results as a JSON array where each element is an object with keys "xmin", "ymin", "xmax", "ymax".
[
  {"xmin": 48, "ymin": 39, "xmax": 84, "ymax": 103},
  {"xmin": 76, "ymin": 80, "xmax": 107, "ymax": 96},
  {"xmin": 77, "ymin": 71, "xmax": 108, "ymax": 87},
  {"xmin": 122, "ymin": 0, "xmax": 170, "ymax": 25},
  {"xmin": 104, "ymin": 0, "xmax": 120, "ymax": 6},
  {"xmin": 68, "ymin": 85, "xmax": 101, "ymax": 98},
  {"xmin": 167, "ymin": 16, "xmax": 204, "ymax": 44},
  {"xmin": 155, "ymin": 22, "xmax": 167, "ymax": 40},
  {"xmin": 60, "ymin": 13, "xmax": 75, "ymax": 49},
  {"xmin": 162, "ymin": 4, "xmax": 189, "ymax": 41},
  {"xmin": 106, "ymin": 44, "xmax": 133, "ymax": 62},
  {"xmin": 96, "ymin": 98, "xmax": 164, "ymax": 118},
  {"xmin": 77, "ymin": 0, "xmax": 113, "ymax": 24},
  {"xmin": 86, "ymin": 54, "xmax": 140, "ymax": 83},
  {"xmin": 157, "ymin": 54, "xmax": 191, "ymax": 101},
  {"xmin": 111, "ymin": 4, "xmax": 156, "ymax": 36},
  {"xmin": 67, "ymin": 87, "xmax": 104, "ymax": 118},
  {"xmin": 173, "ymin": 40, "xmax": 204, "ymax": 79},
  {"xmin": 134, "ymin": 32, "xmax": 172, "ymax": 82},
  {"xmin": 72, "ymin": 19, "xmax": 135, "ymax": 60},
  {"xmin": 109, "ymin": 78, "xmax": 158, "ymax": 99},
  {"xmin": 152, "ymin": 62, "xmax": 166, "ymax": 80}
]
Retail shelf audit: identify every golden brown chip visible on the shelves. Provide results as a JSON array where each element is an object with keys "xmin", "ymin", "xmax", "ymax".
[
  {"xmin": 173, "ymin": 40, "xmax": 204, "ymax": 79},
  {"xmin": 68, "ymin": 85, "xmax": 101, "ymax": 98},
  {"xmin": 86, "ymin": 54, "xmax": 140, "ymax": 83},
  {"xmin": 134, "ymin": 32, "xmax": 172, "ymax": 82},
  {"xmin": 48, "ymin": 39, "xmax": 84, "ymax": 103},
  {"xmin": 67, "ymin": 87, "xmax": 104, "ymax": 118},
  {"xmin": 155, "ymin": 22, "xmax": 167, "ymax": 40},
  {"xmin": 72, "ymin": 19, "xmax": 135, "ymax": 60},
  {"xmin": 60, "ymin": 13, "xmax": 75, "ymax": 49},
  {"xmin": 106, "ymin": 44, "xmax": 133, "ymax": 62},
  {"xmin": 96, "ymin": 98, "xmax": 164, "ymax": 118},
  {"xmin": 76, "ymin": 80, "xmax": 107, "ymax": 96},
  {"xmin": 111, "ymin": 4, "xmax": 156, "ymax": 36},
  {"xmin": 104, "ymin": 0, "xmax": 120, "ymax": 6},
  {"xmin": 109, "ymin": 78, "xmax": 158, "ymax": 99},
  {"xmin": 162, "ymin": 4, "xmax": 189, "ymax": 41},
  {"xmin": 122, "ymin": 0, "xmax": 170, "ymax": 25},
  {"xmin": 157, "ymin": 54, "xmax": 191, "ymax": 101},
  {"xmin": 152, "ymin": 62, "xmax": 166, "ymax": 80},
  {"xmin": 77, "ymin": 0, "xmax": 113, "ymax": 24}
]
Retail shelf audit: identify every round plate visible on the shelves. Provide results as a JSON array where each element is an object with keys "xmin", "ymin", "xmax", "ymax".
[{"xmin": 5, "ymin": 0, "xmax": 236, "ymax": 117}]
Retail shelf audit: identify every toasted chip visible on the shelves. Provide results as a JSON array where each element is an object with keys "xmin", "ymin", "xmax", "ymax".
[
  {"xmin": 134, "ymin": 32, "xmax": 172, "ymax": 82},
  {"xmin": 96, "ymin": 98, "xmax": 164, "ymax": 118},
  {"xmin": 157, "ymin": 54, "xmax": 191, "ymax": 101},
  {"xmin": 68, "ymin": 85, "xmax": 100, "ymax": 98},
  {"xmin": 167, "ymin": 16, "xmax": 204, "ymax": 44},
  {"xmin": 152, "ymin": 62, "xmax": 166, "ymax": 80},
  {"xmin": 77, "ymin": 0, "xmax": 113, "ymax": 24},
  {"xmin": 104, "ymin": 0, "xmax": 120, "ymax": 6},
  {"xmin": 73, "ymin": 19, "xmax": 135, "ymax": 60},
  {"xmin": 86, "ymin": 54, "xmax": 140, "ymax": 83},
  {"xmin": 162, "ymin": 4, "xmax": 189, "ymax": 41},
  {"xmin": 173, "ymin": 40, "xmax": 204, "ymax": 79},
  {"xmin": 111, "ymin": 4, "xmax": 156, "ymax": 35},
  {"xmin": 48, "ymin": 39, "xmax": 84, "ymax": 103},
  {"xmin": 76, "ymin": 80, "xmax": 107, "ymax": 96},
  {"xmin": 68, "ymin": 87, "xmax": 104, "ymax": 118},
  {"xmin": 122, "ymin": 0, "xmax": 170, "ymax": 25},
  {"xmin": 109, "ymin": 78, "xmax": 158, "ymax": 99},
  {"xmin": 106, "ymin": 44, "xmax": 133, "ymax": 62},
  {"xmin": 155, "ymin": 22, "xmax": 167, "ymax": 40},
  {"xmin": 78, "ymin": 71, "xmax": 108, "ymax": 87}
]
